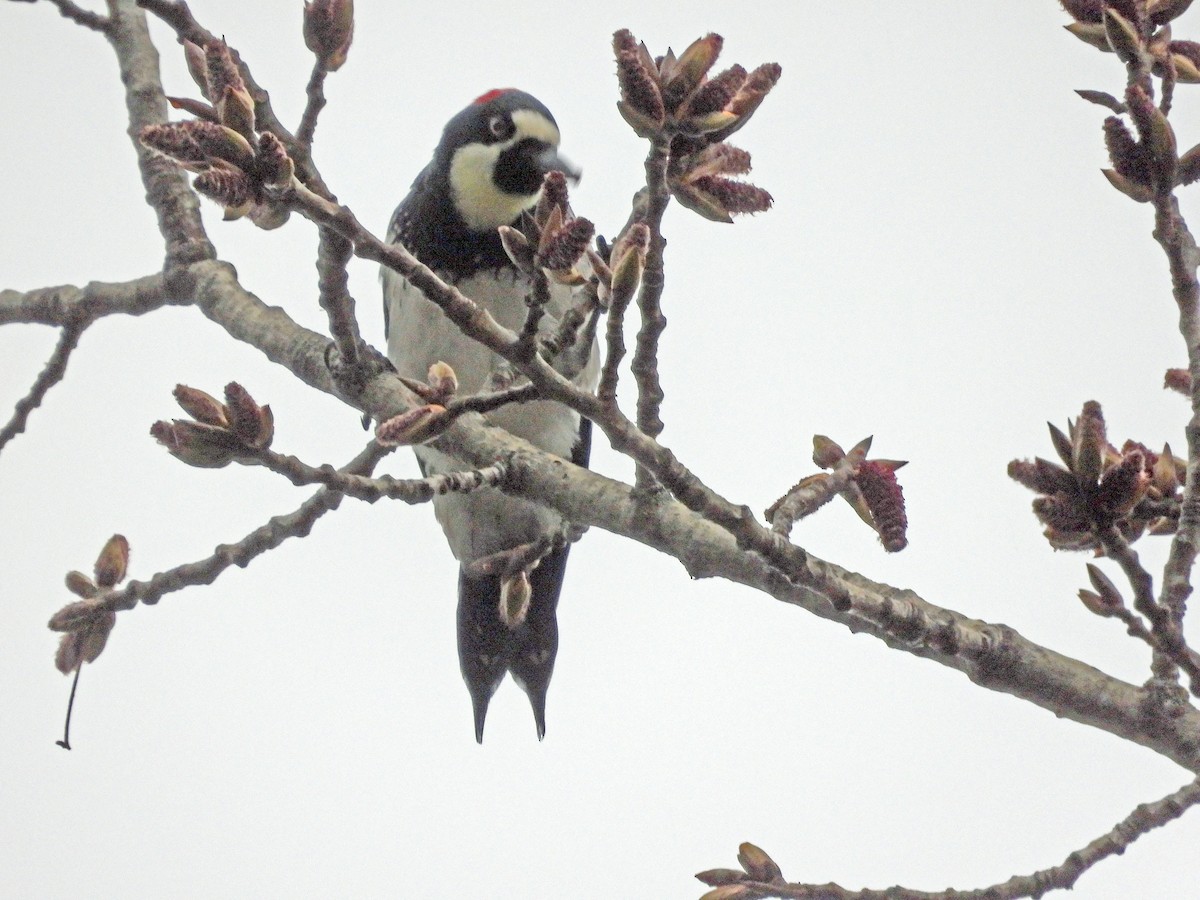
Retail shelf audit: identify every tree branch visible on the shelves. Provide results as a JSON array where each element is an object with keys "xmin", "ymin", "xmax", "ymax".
[
  {"xmin": 0, "ymin": 321, "xmax": 83, "ymax": 455},
  {"xmin": 1156, "ymin": 194, "xmax": 1200, "ymax": 637},
  {"xmin": 704, "ymin": 775, "xmax": 1200, "ymax": 899},
  {"xmin": 0, "ymin": 274, "xmax": 170, "ymax": 326},
  {"xmin": 48, "ymin": 440, "xmax": 387, "ymax": 621},
  {"xmin": 316, "ymin": 226, "xmax": 362, "ymax": 365},
  {"xmin": 80, "ymin": 4, "xmax": 1200, "ymax": 773},
  {"xmin": 295, "ymin": 60, "xmax": 328, "ymax": 148},
  {"xmin": 135, "ymin": 0, "xmax": 333, "ymax": 198},
  {"xmin": 44, "ymin": 0, "xmax": 109, "ymax": 31},
  {"xmin": 242, "ymin": 442, "xmax": 509, "ymax": 505},
  {"xmin": 107, "ymin": 0, "xmax": 214, "ymax": 268},
  {"xmin": 631, "ymin": 139, "xmax": 670, "ymax": 446}
]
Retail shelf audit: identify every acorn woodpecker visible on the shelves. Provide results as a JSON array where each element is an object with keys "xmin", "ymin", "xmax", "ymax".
[{"xmin": 382, "ymin": 89, "xmax": 598, "ymax": 742}]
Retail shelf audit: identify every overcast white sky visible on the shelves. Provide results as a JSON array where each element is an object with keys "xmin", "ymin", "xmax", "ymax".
[{"xmin": 4, "ymin": 1, "xmax": 1200, "ymax": 897}]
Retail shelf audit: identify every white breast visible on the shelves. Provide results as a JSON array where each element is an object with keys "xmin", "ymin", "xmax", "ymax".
[{"xmin": 383, "ymin": 265, "xmax": 599, "ymax": 562}]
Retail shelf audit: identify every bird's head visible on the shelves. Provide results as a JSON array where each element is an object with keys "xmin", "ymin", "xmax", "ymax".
[{"xmin": 437, "ymin": 88, "xmax": 579, "ymax": 233}]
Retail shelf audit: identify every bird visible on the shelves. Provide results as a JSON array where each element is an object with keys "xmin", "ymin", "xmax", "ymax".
[{"xmin": 382, "ymin": 89, "xmax": 598, "ymax": 742}]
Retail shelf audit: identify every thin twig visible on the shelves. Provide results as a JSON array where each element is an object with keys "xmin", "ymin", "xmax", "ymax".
[
  {"xmin": 316, "ymin": 226, "xmax": 362, "ymax": 365},
  {"xmin": 709, "ymin": 776, "xmax": 1200, "ymax": 899},
  {"xmin": 55, "ymin": 666, "xmax": 82, "ymax": 750},
  {"xmin": 516, "ymin": 268, "xmax": 551, "ymax": 361},
  {"xmin": 766, "ymin": 463, "xmax": 857, "ymax": 539},
  {"xmin": 446, "ymin": 383, "xmax": 541, "ymax": 417},
  {"xmin": 295, "ymin": 60, "xmax": 328, "ymax": 148},
  {"xmin": 547, "ymin": 285, "xmax": 601, "ymax": 381},
  {"xmin": 1153, "ymin": 194, "xmax": 1200, "ymax": 638},
  {"xmin": 630, "ymin": 139, "xmax": 671, "ymax": 454},
  {"xmin": 0, "ymin": 322, "xmax": 83, "ymax": 455},
  {"xmin": 1101, "ymin": 525, "xmax": 1200, "ymax": 691},
  {"xmin": 243, "ymin": 444, "xmax": 509, "ymax": 504},
  {"xmin": 46, "ymin": 441, "xmax": 387, "ymax": 620},
  {"xmin": 598, "ymin": 253, "xmax": 635, "ymax": 406},
  {"xmin": 44, "ymin": 0, "xmax": 110, "ymax": 31}
]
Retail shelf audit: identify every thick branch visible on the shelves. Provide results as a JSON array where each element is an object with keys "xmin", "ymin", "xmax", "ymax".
[
  {"xmin": 107, "ymin": 0, "xmax": 214, "ymax": 267},
  {"xmin": 0, "ymin": 274, "xmax": 170, "ymax": 326}
]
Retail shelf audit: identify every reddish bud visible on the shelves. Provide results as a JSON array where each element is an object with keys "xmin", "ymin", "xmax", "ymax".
[
  {"xmin": 1033, "ymin": 494, "xmax": 1091, "ymax": 534},
  {"xmin": 1078, "ymin": 588, "xmax": 1119, "ymax": 617},
  {"xmin": 1152, "ymin": 0, "xmax": 1196, "ymax": 26},
  {"xmin": 812, "ymin": 435, "xmax": 847, "ymax": 469},
  {"xmin": 183, "ymin": 40, "xmax": 210, "ymax": 97},
  {"xmin": 1103, "ymin": 117, "xmax": 1153, "ymax": 185},
  {"xmin": 736, "ymin": 842, "xmax": 783, "ymax": 883},
  {"xmin": 1095, "ymin": 450, "xmax": 1151, "ymax": 519},
  {"xmin": 615, "ymin": 37, "xmax": 665, "ymax": 126},
  {"xmin": 1008, "ymin": 458, "xmax": 1077, "ymax": 495},
  {"xmin": 1164, "ymin": 367, "xmax": 1192, "ymax": 394},
  {"xmin": 204, "ymin": 39, "xmax": 247, "ymax": 103},
  {"xmin": 55, "ymin": 612, "xmax": 117, "ymax": 673},
  {"xmin": 537, "ymin": 216, "xmax": 595, "ymax": 272},
  {"xmin": 256, "ymin": 132, "xmax": 295, "ymax": 189},
  {"xmin": 1086, "ymin": 562, "xmax": 1126, "ymax": 609},
  {"xmin": 64, "ymin": 571, "xmax": 98, "ymax": 599},
  {"xmin": 48, "ymin": 600, "xmax": 97, "ymax": 633},
  {"xmin": 1059, "ymin": 0, "xmax": 1106, "ymax": 23},
  {"xmin": 426, "ymin": 362, "xmax": 458, "ymax": 402},
  {"xmin": 194, "ymin": 166, "xmax": 256, "ymax": 218},
  {"xmin": 1103, "ymin": 7, "xmax": 1144, "ymax": 63},
  {"xmin": 661, "ymin": 33, "xmax": 723, "ymax": 112},
  {"xmin": 688, "ymin": 175, "xmax": 773, "ymax": 216},
  {"xmin": 375, "ymin": 404, "xmax": 451, "ymax": 447},
  {"xmin": 499, "ymin": 570, "xmax": 532, "ymax": 629},
  {"xmin": 140, "ymin": 122, "xmax": 210, "ymax": 169},
  {"xmin": 151, "ymin": 419, "xmax": 242, "ymax": 468},
  {"xmin": 223, "ymin": 382, "xmax": 273, "ymax": 449},
  {"xmin": 695, "ymin": 869, "xmax": 749, "ymax": 887},
  {"xmin": 498, "ymin": 225, "xmax": 535, "ymax": 272},
  {"xmin": 304, "ymin": 0, "xmax": 355, "ymax": 71},
  {"xmin": 534, "ymin": 170, "xmax": 570, "ymax": 226},
  {"xmin": 217, "ymin": 83, "xmax": 256, "ymax": 139},
  {"xmin": 1072, "ymin": 400, "xmax": 1107, "ymax": 485},
  {"xmin": 1102, "ymin": 167, "xmax": 1154, "ymax": 202},
  {"xmin": 855, "ymin": 460, "xmax": 909, "ymax": 552},
  {"xmin": 173, "ymin": 384, "xmax": 229, "ymax": 427},
  {"xmin": 687, "ymin": 65, "xmax": 748, "ymax": 116},
  {"xmin": 608, "ymin": 224, "xmax": 649, "ymax": 310},
  {"xmin": 699, "ymin": 886, "xmax": 753, "ymax": 900},
  {"xmin": 93, "ymin": 534, "xmax": 129, "ymax": 588}
]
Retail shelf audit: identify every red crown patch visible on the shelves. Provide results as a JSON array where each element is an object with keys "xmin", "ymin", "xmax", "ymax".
[{"xmin": 473, "ymin": 88, "xmax": 517, "ymax": 105}]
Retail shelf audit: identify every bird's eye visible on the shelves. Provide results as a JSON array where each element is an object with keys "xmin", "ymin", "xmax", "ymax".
[{"xmin": 488, "ymin": 115, "xmax": 511, "ymax": 139}]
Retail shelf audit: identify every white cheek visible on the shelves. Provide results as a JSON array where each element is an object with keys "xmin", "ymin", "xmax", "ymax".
[{"xmin": 449, "ymin": 144, "xmax": 540, "ymax": 231}]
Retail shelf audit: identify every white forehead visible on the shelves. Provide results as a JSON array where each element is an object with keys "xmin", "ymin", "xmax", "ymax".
[{"xmin": 511, "ymin": 108, "xmax": 560, "ymax": 147}]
